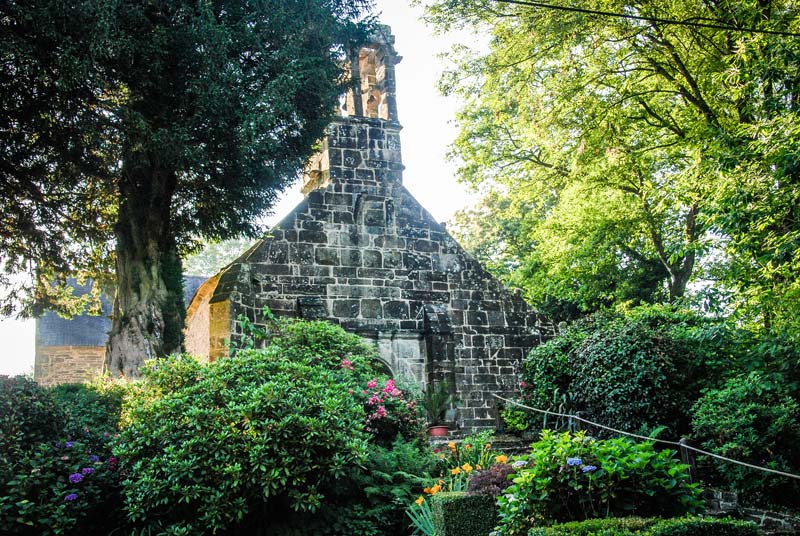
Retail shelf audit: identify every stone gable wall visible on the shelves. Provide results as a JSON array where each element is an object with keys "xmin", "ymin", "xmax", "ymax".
[{"xmin": 207, "ymin": 116, "xmax": 550, "ymax": 430}]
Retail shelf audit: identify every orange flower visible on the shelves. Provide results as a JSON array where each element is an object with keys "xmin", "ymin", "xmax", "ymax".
[
  {"xmin": 465, "ymin": 444, "xmax": 471, "ymax": 450},
  {"xmin": 448, "ymin": 442, "xmax": 457, "ymax": 450},
  {"xmin": 423, "ymin": 487, "xmax": 431, "ymax": 494},
  {"xmin": 451, "ymin": 467, "xmax": 461, "ymax": 475},
  {"xmin": 495, "ymin": 454, "xmax": 508, "ymax": 464},
  {"xmin": 484, "ymin": 443, "xmax": 492, "ymax": 450},
  {"xmin": 476, "ymin": 464, "xmax": 482, "ymax": 470},
  {"xmin": 430, "ymin": 484, "xmax": 442, "ymax": 494},
  {"xmin": 461, "ymin": 463, "xmax": 473, "ymax": 473},
  {"xmin": 415, "ymin": 496, "xmax": 425, "ymax": 505}
]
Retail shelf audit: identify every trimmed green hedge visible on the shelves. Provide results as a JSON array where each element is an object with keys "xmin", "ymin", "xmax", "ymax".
[
  {"xmin": 431, "ymin": 492, "xmax": 497, "ymax": 536},
  {"xmin": 527, "ymin": 517, "xmax": 762, "ymax": 536}
]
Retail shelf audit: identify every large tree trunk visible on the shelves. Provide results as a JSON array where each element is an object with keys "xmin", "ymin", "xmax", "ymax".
[{"xmin": 105, "ymin": 166, "xmax": 185, "ymax": 378}]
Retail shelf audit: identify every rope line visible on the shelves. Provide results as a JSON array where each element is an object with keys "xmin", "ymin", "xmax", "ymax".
[
  {"xmin": 489, "ymin": 0, "xmax": 800, "ymax": 38},
  {"xmin": 491, "ymin": 393, "xmax": 800, "ymax": 481}
]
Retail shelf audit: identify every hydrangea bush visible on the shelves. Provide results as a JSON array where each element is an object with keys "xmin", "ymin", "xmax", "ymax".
[{"xmin": 495, "ymin": 431, "xmax": 703, "ymax": 535}]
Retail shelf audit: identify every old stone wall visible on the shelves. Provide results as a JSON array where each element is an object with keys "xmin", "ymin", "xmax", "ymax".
[
  {"xmin": 34, "ymin": 346, "xmax": 105, "ymax": 386},
  {"xmin": 207, "ymin": 116, "xmax": 549, "ymax": 430}
]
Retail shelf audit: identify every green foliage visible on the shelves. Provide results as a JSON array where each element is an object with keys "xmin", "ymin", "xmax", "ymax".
[
  {"xmin": 0, "ymin": 376, "xmax": 124, "ymax": 535},
  {"xmin": 423, "ymin": 0, "xmax": 800, "ymax": 337},
  {"xmin": 0, "ymin": 441, "xmax": 122, "ymax": 536},
  {"xmin": 519, "ymin": 306, "xmax": 728, "ymax": 437},
  {"xmin": 691, "ymin": 372, "xmax": 800, "ymax": 507},
  {"xmin": 495, "ymin": 431, "xmax": 702, "ymax": 535},
  {"xmin": 0, "ymin": 376, "xmax": 63, "ymax": 480},
  {"xmin": 527, "ymin": 516, "xmax": 761, "ymax": 536},
  {"xmin": 431, "ymin": 492, "xmax": 497, "ymax": 536},
  {"xmin": 240, "ymin": 317, "xmax": 425, "ymax": 445},
  {"xmin": 116, "ymin": 351, "xmax": 370, "ymax": 535},
  {"xmin": 48, "ymin": 379, "xmax": 126, "ymax": 437},
  {"xmin": 408, "ymin": 497, "xmax": 437, "ymax": 536},
  {"xmin": 422, "ymin": 380, "xmax": 454, "ymax": 425}
]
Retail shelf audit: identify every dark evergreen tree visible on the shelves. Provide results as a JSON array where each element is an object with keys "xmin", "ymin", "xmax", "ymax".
[{"xmin": 1, "ymin": 0, "xmax": 373, "ymax": 375}]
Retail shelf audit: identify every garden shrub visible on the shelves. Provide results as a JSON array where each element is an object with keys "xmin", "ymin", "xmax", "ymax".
[
  {"xmin": 241, "ymin": 318, "xmax": 424, "ymax": 445},
  {"xmin": 495, "ymin": 431, "xmax": 702, "ymax": 535},
  {"xmin": 527, "ymin": 516, "xmax": 761, "ymax": 535},
  {"xmin": 0, "ymin": 440, "xmax": 122, "ymax": 536},
  {"xmin": 0, "ymin": 377, "xmax": 124, "ymax": 536},
  {"xmin": 0, "ymin": 375, "xmax": 63, "ymax": 476},
  {"xmin": 270, "ymin": 437, "xmax": 436, "ymax": 536},
  {"xmin": 467, "ymin": 463, "xmax": 516, "ymax": 497},
  {"xmin": 431, "ymin": 492, "xmax": 497, "ymax": 536},
  {"xmin": 520, "ymin": 306, "xmax": 729, "ymax": 437},
  {"xmin": 48, "ymin": 380, "xmax": 125, "ymax": 438},
  {"xmin": 691, "ymin": 372, "xmax": 800, "ymax": 508},
  {"xmin": 116, "ymin": 351, "xmax": 371, "ymax": 535}
]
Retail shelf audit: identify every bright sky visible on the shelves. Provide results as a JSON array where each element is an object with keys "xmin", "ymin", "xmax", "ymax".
[{"xmin": 0, "ymin": 0, "xmax": 480, "ymax": 377}]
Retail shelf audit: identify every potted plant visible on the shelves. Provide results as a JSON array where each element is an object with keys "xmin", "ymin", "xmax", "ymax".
[{"xmin": 422, "ymin": 380, "xmax": 453, "ymax": 437}]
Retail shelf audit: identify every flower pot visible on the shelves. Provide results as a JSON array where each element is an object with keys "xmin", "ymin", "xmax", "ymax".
[{"xmin": 428, "ymin": 425, "xmax": 449, "ymax": 437}]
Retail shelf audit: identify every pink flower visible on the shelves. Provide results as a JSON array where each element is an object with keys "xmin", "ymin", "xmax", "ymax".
[
  {"xmin": 383, "ymin": 379, "xmax": 396, "ymax": 394},
  {"xmin": 519, "ymin": 380, "xmax": 527, "ymax": 389},
  {"xmin": 389, "ymin": 388, "xmax": 401, "ymax": 397},
  {"xmin": 376, "ymin": 406, "xmax": 388, "ymax": 418},
  {"xmin": 368, "ymin": 395, "xmax": 382, "ymax": 405},
  {"xmin": 367, "ymin": 379, "xmax": 378, "ymax": 389},
  {"xmin": 340, "ymin": 359, "xmax": 354, "ymax": 370}
]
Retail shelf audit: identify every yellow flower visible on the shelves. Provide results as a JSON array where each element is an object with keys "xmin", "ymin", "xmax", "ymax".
[
  {"xmin": 439, "ymin": 453, "xmax": 445, "ymax": 459},
  {"xmin": 438, "ymin": 479, "xmax": 445, "ymax": 485},
  {"xmin": 415, "ymin": 496, "xmax": 425, "ymax": 505},
  {"xmin": 484, "ymin": 443, "xmax": 492, "ymax": 450},
  {"xmin": 448, "ymin": 442, "xmax": 457, "ymax": 450},
  {"xmin": 495, "ymin": 454, "xmax": 508, "ymax": 464},
  {"xmin": 462, "ymin": 463, "xmax": 473, "ymax": 473},
  {"xmin": 451, "ymin": 467, "xmax": 461, "ymax": 475},
  {"xmin": 430, "ymin": 484, "xmax": 441, "ymax": 494}
]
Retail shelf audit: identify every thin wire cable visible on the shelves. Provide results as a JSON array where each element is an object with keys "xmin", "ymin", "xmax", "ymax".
[
  {"xmin": 490, "ymin": 0, "xmax": 800, "ymax": 37},
  {"xmin": 492, "ymin": 393, "xmax": 800, "ymax": 481}
]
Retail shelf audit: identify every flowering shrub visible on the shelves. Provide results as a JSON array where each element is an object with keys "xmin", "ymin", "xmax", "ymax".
[
  {"xmin": 238, "ymin": 317, "xmax": 424, "ymax": 445},
  {"xmin": 0, "ymin": 376, "xmax": 123, "ymax": 535},
  {"xmin": 359, "ymin": 377, "xmax": 423, "ymax": 445},
  {"xmin": 408, "ymin": 433, "xmax": 506, "ymax": 535},
  {"xmin": 495, "ymin": 431, "xmax": 703, "ymax": 535},
  {"xmin": 0, "ymin": 436, "xmax": 122, "ymax": 535}
]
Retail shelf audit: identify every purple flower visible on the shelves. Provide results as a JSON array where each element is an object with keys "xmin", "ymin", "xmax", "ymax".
[
  {"xmin": 88, "ymin": 455, "xmax": 100, "ymax": 463},
  {"xmin": 64, "ymin": 493, "xmax": 78, "ymax": 502},
  {"xmin": 65, "ymin": 441, "xmax": 74, "ymax": 449},
  {"xmin": 69, "ymin": 473, "xmax": 84, "ymax": 484},
  {"xmin": 582, "ymin": 465, "xmax": 597, "ymax": 473},
  {"xmin": 81, "ymin": 467, "xmax": 95, "ymax": 475},
  {"xmin": 566, "ymin": 457, "xmax": 583, "ymax": 466}
]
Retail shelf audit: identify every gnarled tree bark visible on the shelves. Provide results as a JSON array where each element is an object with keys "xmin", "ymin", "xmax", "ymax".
[{"xmin": 105, "ymin": 164, "xmax": 185, "ymax": 378}]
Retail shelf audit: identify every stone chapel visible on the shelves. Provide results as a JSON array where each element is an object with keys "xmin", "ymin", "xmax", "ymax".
[{"xmin": 184, "ymin": 26, "xmax": 549, "ymax": 430}]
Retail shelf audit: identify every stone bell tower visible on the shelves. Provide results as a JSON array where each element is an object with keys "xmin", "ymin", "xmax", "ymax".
[{"xmin": 301, "ymin": 25, "xmax": 403, "ymax": 196}]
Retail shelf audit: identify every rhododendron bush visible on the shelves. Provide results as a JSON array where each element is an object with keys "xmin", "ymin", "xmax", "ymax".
[{"xmin": 118, "ymin": 319, "xmax": 427, "ymax": 535}]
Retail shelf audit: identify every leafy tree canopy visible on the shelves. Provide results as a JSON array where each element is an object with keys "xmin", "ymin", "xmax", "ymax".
[
  {"xmin": 421, "ymin": 0, "xmax": 800, "ymax": 334},
  {"xmin": 1, "ymin": 0, "xmax": 374, "ymax": 374}
]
